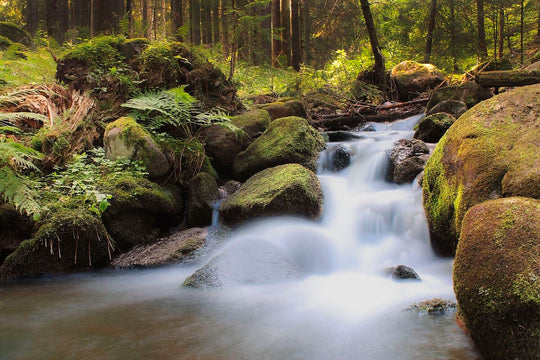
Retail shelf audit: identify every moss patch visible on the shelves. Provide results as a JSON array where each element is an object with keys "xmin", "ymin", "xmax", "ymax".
[
  {"xmin": 423, "ymin": 84, "xmax": 540, "ymax": 255},
  {"xmin": 0, "ymin": 22, "xmax": 32, "ymax": 47},
  {"xmin": 454, "ymin": 197, "xmax": 540, "ymax": 359}
]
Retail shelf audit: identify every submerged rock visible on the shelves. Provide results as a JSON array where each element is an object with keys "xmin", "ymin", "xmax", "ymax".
[
  {"xmin": 406, "ymin": 298, "xmax": 456, "ymax": 314},
  {"xmin": 425, "ymin": 100, "xmax": 467, "ymax": 118},
  {"xmin": 331, "ymin": 144, "xmax": 351, "ymax": 172},
  {"xmin": 454, "ymin": 197, "xmax": 540, "ymax": 360},
  {"xmin": 387, "ymin": 265, "xmax": 422, "ymax": 281},
  {"xmin": 111, "ymin": 228, "xmax": 207, "ymax": 268},
  {"xmin": 391, "ymin": 61, "xmax": 447, "ymax": 101},
  {"xmin": 232, "ymin": 116, "xmax": 326, "ymax": 181},
  {"xmin": 220, "ymin": 164, "xmax": 323, "ymax": 226},
  {"xmin": 423, "ymin": 84, "xmax": 540, "ymax": 256},
  {"xmin": 414, "ymin": 113, "xmax": 456, "ymax": 143}
]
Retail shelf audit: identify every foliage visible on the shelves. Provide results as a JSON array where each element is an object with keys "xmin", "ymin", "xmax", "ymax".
[
  {"xmin": 63, "ymin": 35, "xmax": 126, "ymax": 71},
  {"xmin": 0, "ymin": 48, "xmax": 56, "ymax": 86}
]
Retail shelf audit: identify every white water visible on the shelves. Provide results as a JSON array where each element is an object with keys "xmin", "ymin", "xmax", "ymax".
[{"xmin": 0, "ymin": 115, "xmax": 480, "ymax": 360}]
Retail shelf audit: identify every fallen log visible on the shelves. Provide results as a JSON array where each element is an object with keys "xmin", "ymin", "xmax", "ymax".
[{"xmin": 475, "ymin": 70, "xmax": 540, "ymax": 88}]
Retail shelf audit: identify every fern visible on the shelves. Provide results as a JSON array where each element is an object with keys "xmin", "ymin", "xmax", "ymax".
[
  {"xmin": 0, "ymin": 88, "xmax": 47, "ymax": 107},
  {"xmin": 0, "ymin": 112, "xmax": 49, "ymax": 126},
  {"xmin": 0, "ymin": 167, "xmax": 41, "ymax": 217},
  {"xmin": 0, "ymin": 125, "xmax": 22, "ymax": 135},
  {"xmin": 0, "ymin": 137, "xmax": 43, "ymax": 171}
]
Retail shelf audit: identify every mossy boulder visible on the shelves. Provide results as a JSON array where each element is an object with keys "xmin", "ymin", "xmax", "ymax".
[
  {"xmin": 118, "ymin": 38, "xmax": 150, "ymax": 60},
  {"xmin": 0, "ymin": 203, "xmax": 33, "ymax": 266},
  {"xmin": 0, "ymin": 35, "xmax": 13, "ymax": 50},
  {"xmin": 0, "ymin": 201, "xmax": 114, "ymax": 281},
  {"xmin": 414, "ymin": 113, "xmax": 456, "ymax": 143},
  {"xmin": 390, "ymin": 61, "xmax": 447, "ymax": 101},
  {"xmin": 101, "ymin": 175, "xmax": 183, "ymax": 251},
  {"xmin": 104, "ymin": 117, "xmax": 170, "ymax": 179},
  {"xmin": 454, "ymin": 197, "xmax": 540, "ymax": 360},
  {"xmin": 426, "ymin": 82, "xmax": 493, "ymax": 113},
  {"xmin": 261, "ymin": 100, "xmax": 306, "ymax": 120},
  {"xmin": 220, "ymin": 164, "xmax": 323, "ymax": 226},
  {"xmin": 111, "ymin": 227, "xmax": 207, "ymax": 268},
  {"xmin": 423, "ymin": 84, "xmax": 540, "ymax": 256},
  {"xmin": 425, "ymin": 99, "xmax": 467, "ymax": 118},
  {"xmin": 0, "ymin": 22, "xmax": 32, "ymax": 47},
  {"xmin": 204, "ymin": 109, "xmax": 271, "ymax": 171},
  {"xmin": 232, "ymin": 116, "xmax": 326, "ymax": 181},
  {"xmin": 186, "ymin": 172, "xmax": 220, "ymax": 228}
]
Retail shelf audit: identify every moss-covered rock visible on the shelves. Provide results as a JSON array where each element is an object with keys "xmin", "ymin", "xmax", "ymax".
[
  {"xmin": 104, "ymin": 117, "xmax": 170, "ymax": 178},
  {"xmin": 0, "ymin": 35, "xmax": 13, "ymax": 50},
  {"xmin": 186, "ymin": 172, "xmax": 220, "ymax": 228},
  {"xmin": 261, "ymin": 100, "xmax": 306, "ymax": 120},
  {"xmin": 232, "ymin": 116, "xmax": 326, "ymax": 181},
  {"xmin": 0, "ymin": 200, "xmax": 114, "ymax": 281},
  {"xmin": 390, "ymin": 61, "xmax": 447, "ymax": 101},
  {"xmin": 100, "ymin": 175, "xmax": 183, "ymax": 251},
  {"xmin": 423, "ymin": 84, "xmax": 540, "ymax": 256},
  {"xmin": 0, "ymin": 22, "xmax": 32, "ymax": 47},
  {"xmin": 0, "ymin": 203, "xmax": 33, "ymax": 266},
  {"xmin": 414, "ymin": 113, "xmax": 456, "ymax": 143},
  {"xmin": 454, "ymin": 197, "xmax": 540, "ymax": 360},
  {"xmin": 425, "ymin": 99, "xmax": 467, "ymax": 118},
  {"xmin": 204, "ymin": 109, "xmax": 271, "ymax": 171},
  {"xmin": 220, "ymin": 164, "xmax": 323, "ymax": 226},
  {"xmin": 426, "ymin": 82, "xmax": 493, "ymax": 113}
]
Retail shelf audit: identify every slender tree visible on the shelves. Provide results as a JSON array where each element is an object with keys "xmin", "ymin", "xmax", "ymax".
[
  {"xmin": 221, "ymin": 0, "xmax": 230, "ymax": 55},
  {"xmin": 359, "ymin": 0, "xmax": 385, "ymax": 86},
  {"xmin": 47, "ymin": 0, "xmax": 69, "ymax": 42},
  {"xmin": 201, "ymin": 0, "xmax": 212, "ymax": 44},
  {"xmin": 423, "ymin": 0, "xmax": 437, "ymax": 63},
  {"xmin": 272, "ymin": 0, "xmax": 282, "ymax": 66},
  {"xmin": 291, "ymin": 0, "xmax": 301, "ymax": 70},
  {"xmin": 498, "ymin": 5, "xmax": 504, "ymax": 59},
  {"xmin": 303, "ymin": 0, "xmax": 311, "ymax": 65},
  {"xmin": 190, "ymin": 0, "xmax": 201, "ymax": 44},
  {"xmin": 281, "ymin": 0, "xmax": 291, "ymax": 65},
  {"xmin": 476, "ymin": 0, "xmax": 488, "ymax": 60},
  {"xmin": 171, "ymin": 0, "xmax": 183, "ymax": 39},
  {"xmin": 126, "ymin": 0, "xmax": 133, "ymax": 36},
  {"xmin": 142, "ymin": 0, "xmax": 148, "ymax": 38},
  {"xmin": 212, "ymin": 0, "xmax": 220, "ymax": 43},
  {"xmin": 25, "ymin": 0, "xmax": 39, "ymax": 35}
]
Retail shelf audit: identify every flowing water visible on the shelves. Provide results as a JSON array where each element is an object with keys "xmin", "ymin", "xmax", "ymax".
[{"xmin": 0, "ymin": 115, "xmax": 481, "ymax": 360}]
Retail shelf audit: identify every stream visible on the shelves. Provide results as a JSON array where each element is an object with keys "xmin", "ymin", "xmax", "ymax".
[{"xmin": 0, "ymin": 115, "xmax": 481, "ymax": 360}]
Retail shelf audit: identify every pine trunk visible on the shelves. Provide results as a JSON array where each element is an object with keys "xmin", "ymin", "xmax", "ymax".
[
  {"xmin": 190, "ymin": 0, "xmax": 201, "ymax": 44},
  {"xmin": 359, "ymin": 0, "xmax": 385, "ymax": 86},
  {"xmin": 281, "ymin": 0, "xmax": 291, "ymax": 66},
  {"xmin": 25, "ymin": 0, "xmax": 39, "ymax": 34},
  {"xmin": 142, "ymin": 0, "xmax": 148, "ymax": 38},
  {"xmin": 303, "ymin": 0, "xmax": 311, "ymax": 65},
  {"xmin": 212, "ymin": 0, "xmax": 220, "ymax": 43},
  {"xmin": 291, "ymin": 0, "xmax": 301, "ymax": 70},
  {"xmin": 476, "ymin": 0, "xmax": 488, "ymax": 59},
  {"xmin": 171, "ymin": 0, "xmax": 183, "ymax": 40},
  {"xmin": 221, "ymin": 0, "xmax": 230, "ymax": 55},
  {"xmin": 272, "ymin": 0, "xmax": 282, "ymax": 66},
  {"xmin": 498, "ymin": 6, "xmax": 504, "ymax": 59},
  {"xmin": 423, "ymin": 0, "xmax": 437, "ymax": 63}
]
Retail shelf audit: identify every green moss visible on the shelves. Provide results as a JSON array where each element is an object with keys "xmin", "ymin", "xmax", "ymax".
[
  {"xmin": 0, "ymin": 22, "xmax": 32, "ymax": 47},
  {"xmin": 105, "ymin": 116, "xmax": 148, "ymax": 148},
  {"xmin": 0, "ymin": 35, "xmax": 13, "ymax": 50},
  {"xmin": 62, "ymin": 35, "xmax": 125, "ymax": 71}
]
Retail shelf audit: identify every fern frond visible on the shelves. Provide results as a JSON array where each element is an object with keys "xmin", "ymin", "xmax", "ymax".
[
  {"xmin": 0, "ymin": 112, "xmax": 49, "ymax": 125},
  {"xmin": 0, "ymin": 88, "xmax": 46, "ymax": 107},
  {"xmin": 0, "ymin": 138, "xmax": 43, "ymax": 171},
  {"xmin": 0, "ymin": 126, "xmax": 23, "ymax": 135},
  {"xmin": 0, "ymin": 167, "xmax": 41, "ymax": 217}
]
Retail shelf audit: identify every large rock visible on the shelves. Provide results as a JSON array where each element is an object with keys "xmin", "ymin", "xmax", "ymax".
[
  {"xmin": 454, "ymin": 197, "xmax": 540, "ymax": 360},
  {"xmin": 104, "ymin": 117, "xmax": 170, "ymax": 179},
  {"xmin": 423, "ymin": 84, "xmax": 540, "ymax": 256},
  {"xmin": 390, "ymin": 61, "xmax": 447, "ymax": 101},
  {"xmin": 426, "ymin": 82, "xmax": 493, "ymax": 113},
  {"xmin": 393, "ymin": 155, "xmax": 429, "ymax": 184},
  {"xmin": 204, "ymin": 109, "xmax": 271, "ymax": 171},
  {"xmin": 220, "ymin": 164, "xmax": 323, "ymax": 226},
  {"xmin": 261, "ymin": 100, "xmax": 306, "ymax": 120},
  {"xmin": 186, "ymin": 172, "xmax": 220, "ymax": 228},
  {"xmin": 390, "ymin": 138, "xmax": 429, "ymax": 167},
  {"xmin": 111, "ymin": 228, "xmax": 207, "ymax": 268},
  {"xmin": 414, "ymin": 113, "xmax": 456, "ymax": 143},
  {"xmin": 233, "ymin": 116, "xmax": 326, "ymax": 181},
  {"xmin": 425, "ymin": 100, "xmax": 467, "ymax": 118}
]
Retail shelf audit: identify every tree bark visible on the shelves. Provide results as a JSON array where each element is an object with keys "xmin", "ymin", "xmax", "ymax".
[
  {"xmin": 281, "ymin": 0, "xmax": 291, "ymax": 66},
  {"xmin": 272, "ymin": 0, "xmax": 282, "ymax": 66},
  {"xmin": 303, "ymin": 0, "xmax": 310, "ymax": 65},
  {"xmin": 221, "ymin": 0, "xmax": 230, "ymax": 55},
  {"xmin": 291, "ymin": 0, "xmax": 301, "ymax": 70},
  {"xmin": 126, "ymin": 0, "xmax": 133, "ymax": 36},
  {"xmin": 171, "ymin": 0, "xmax": 183, "ymax": 39},
  {"xmin": 212, "ymin": 0, "xmax": 220, "ymax": 43},
  {"xmin": 190, "ymin": 0, "xmax": 201, "ymax": 44},
  {"xmin": 142, "ymin": 0, "xmax": 148, "ymax": 38},
  {"xmin": 201, "ymin": 0, "xmax": 212, "ymax": 44},
  {"xmin": 359, "ymin": 0, "xmax": 385, "ymax": 86},
  {"xmin": 476, "ymin": 0, "xmax": 488, "ymax": 60},
  {"xmin": 423, "ymin": 0, "xmax": 437, "ymax": 63},
  {"xmin": 475, "ymin": 70, "xmax": 540, "ymax": 87},
  {"xmin": 47, "ymin": 0, "xmax": 69, "ymax": 42},
  {"xmin": 498, "ymin": 6, "xmax": 504, "ymax": 59}
]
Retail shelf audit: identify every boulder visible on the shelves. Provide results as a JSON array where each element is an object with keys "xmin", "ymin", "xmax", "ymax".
[
  {"xmin": 204, "ymin": 109, "xmax": 271, "ymax": 170},
  {"xmin": 390, "ymin": 138, "xmax": 430, "ymax": 167},
  {"xmin": 390, "ymin": 61, "xmax": 447, "ymax": 101},
  {"xmin": 331, "ymin": 145, "xmax": 351, "ymax": 171},
  {"xmin": 387, "ymin": 265, "xmax": 422, "ymax": 281},
  {"xmin": 111, "ymin": 228, "xmax": 207, "ymax": 268},
  {"xmin": 426, "ymin": 82, "xmax": 493, "ymax": 113},
  {"xmin": 182, "ymin": 238, "xmax": 301, "ymax": 288},
  {"xmin": 220, "ymin": 164, "xmax": 323, "ymax": 226},
  {"xmin": 233, "ymin": 116, "xmax": 326, "ymax": 181},
  {"xmin": 423, "ymin": 84, "xmax": 540, "ymax": 256},
  {"xmin": 323, "ymin": 131, "xmax": 365, "ymax": 142},
  {"xmin": 406, "ymin": 298, "xmax": 456, "ymax": 314},
  {"xmin": 454, "ymin": 197, "xmax": 540, "ymax": 360},
  {"xmin": 261, "ymin": 100, "xmax": 306, "ymax": 120},
  {"xmin": 219, "ymin": 180, "xmax": 242, "ymax": 198},
  {"xmin": 186, "ymin": 172, "xmax": 220, "ymax": 228},
  {"xmin": 414, "ymin": 113, "xmax": 456, "ymax": 143},
  {"xmin": 425, "ymin": 100, "xmax": 467, "ymax": 118},
  {"xmin": 393, "ymin": 155, "xmax": 429, "ymax": 184},
  {"xmin": 104, "ymin": 117, "xmax": 170, "ymax": 179}
]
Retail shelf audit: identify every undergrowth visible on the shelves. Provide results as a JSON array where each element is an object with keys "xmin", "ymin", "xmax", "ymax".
[{"xmin": 0, "ymin": 48, "xmax": 56, "ymax": 86}]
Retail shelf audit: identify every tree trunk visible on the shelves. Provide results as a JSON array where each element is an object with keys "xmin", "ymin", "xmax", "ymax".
[
  {"xmin": 171, "ymin": 0, "xmax": 183, "ymax": 40},
  {"xmin": 359, "ymin": 0, "xmax": 385, "ymax": 86},
  {"xmin": 423, "ymin": 0, "xmax": 437, "ymax": 63},
  {"xmin": 142, "ymin": 0, "xmax": 148, "ymax": 38},
  {"xmin": 126, "ymin": 0, "xmax": 133, "ymax": 36},
  {"xmin": 303, "ymin": 0, "xmax": 310, "ymax": 65},
  {"xmin": 72, "ymin": 0, "xmax": 90, "ymax": 29},
  {"xmin": 291, "ymin": 0, "xmax": 301, "ymax": 70},
  {"xmin": 281, "ymin": 0, "xmax": 291, "ymax": 66},
  {"xmin": 47, "ymin": 0, "xmax": 68, "ymax": 42},
  {"xmin": 90, "ymin": 0, "xmax": 95, "ymax": 37},
  {"xmin": 152, "ymin": 0, "xmax": 158, "ymax": 39},
  {"xmin": 272, "ymin": 0, "xmax": 282, "ymax": 66},
  {"xmin": 190, "ymin": 0, "xmax": 201, "ymax": 44},
  {"xmin": 221, "ymin": 0, "xmax": 230, "ymax": 55},
  {"xmin": 201, "ymin": 0, "xmax": 212, "ymax": 44},
  {"xmin": 212, "ymin": 0, "xmax": 220, "ymax": 43},
  {"xmin": 537, "ymin": 5, "xmax": 540, "ymax": 44},
  {"xmin": 520, "ymin": 0, "xmax": 524, "ymax": 64},
  {"xmin": 498, "ymin": 6, "xmax": 504, "ymax": 59},
  {"xmin": 476, "ymin": 70, "xmax": 540, "ymax": 87},
  {"xmin": 93, "ymin": 0, "xmax": 124, "ymax": 35},
  {"xmin": 476, "ymin": 0, "xmax": 488, "ymax": 60},
  {"xmin": 25, "ymin": 0, "xmax": 39, "ymax": 34}
]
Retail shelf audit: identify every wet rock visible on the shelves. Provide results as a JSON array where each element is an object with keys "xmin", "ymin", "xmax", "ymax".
[
  {"xmin": 390, "ymin": 139, "xmax": 430, "ymax": 167},
  {"xmin": 423, "ymin": 84, "xmax": 540, "ymax": 256},
  {"xmin": 406, "ymin": 298, "xmax": 456, "ymax": 314},
  {"xmin": 414, "ymin": 113, "xmax": 456, "ymax": 143},
  {"xmin": 454, "ymin": 197, "xmax": 540, "ymax": 360},
  {"xmin": 261, "ymin": 100, "xmax": 306, "ymax": 120},
  {"xmin": 425, "ymin": 100, "xmax": 467, "ymax": 118},
  {"xmin": 182, "ymin": 239, "xmax": 301, "ymax": 288},
  {"xmin": 104, "ymin": 117, "xmax": 170, "ymax": 179},
  {"xmin": 391, "ymin": 61, "xmax": 447, "ymax": 101},
  {"xmin": 331, "ymin": 145, "xmax": 351, "ymax": 171},
  {"xmin": 233, "ymin": 116, "xmax": 326, "ymax": 181},
  {"xmin": 426, "ymin": 82, "xmax": 493, "ymax": 113},
  {"xmin": 357, "ymin": 123, "xmax": 377, "ymax": 132},
  {"xmin": 323, "ymin": 131, "xmax": 365, "ymax": 142},
  {"xmin": 393, "ymin": 155, "xmax": 429, "ymax": 184},
  {"xmin": 387, "ymin": 265, "xmax": 422, "ymax": 281},
  {"xmin": 111, "ymin": 228, "xmax": 207, "ymax": 268},
  {"xmin": 221, "ymin": 164, "xmax": 323, "ymax": 226},
  {"xmin": 187, "ymin": 172, "xmax": 220, "ymax": 228},
  {"xmin": 219, "ymin": 180, "xmax": 242, "ymax": 198}
]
